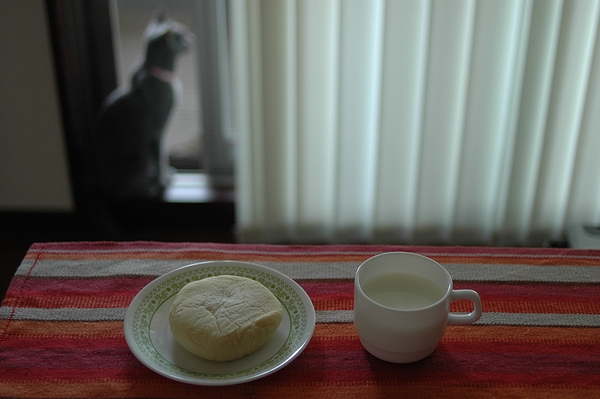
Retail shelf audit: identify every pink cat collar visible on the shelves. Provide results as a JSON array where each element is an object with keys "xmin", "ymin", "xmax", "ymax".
[{"xmin": 147, "ymin": 66, "xmax": 176, "ymax": 83}]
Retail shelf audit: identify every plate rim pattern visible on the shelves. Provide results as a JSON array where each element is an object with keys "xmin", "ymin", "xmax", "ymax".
[{"xmin": 124, "ymin": 261, "xmax": 315, "ymax": 385}]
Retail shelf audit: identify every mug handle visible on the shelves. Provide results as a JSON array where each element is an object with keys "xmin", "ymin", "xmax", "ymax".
[{"xmin": 447, "ymin": 289, "xmax": 482, "ymax": 325}]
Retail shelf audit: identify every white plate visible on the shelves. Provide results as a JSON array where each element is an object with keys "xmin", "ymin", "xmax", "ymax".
[{"xmin": 124, "ymin": 261, "xmax": 316, "ymax": 386}]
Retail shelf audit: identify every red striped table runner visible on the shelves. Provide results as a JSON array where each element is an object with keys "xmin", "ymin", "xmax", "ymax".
[{"xmin": 1, "ymin": 242, "xmax": 599, "ymax": 398}]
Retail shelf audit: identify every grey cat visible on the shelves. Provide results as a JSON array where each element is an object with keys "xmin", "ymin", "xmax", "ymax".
[{"xmin": 92, "ymin": 10, "xmax": 193, "ymax": 202}]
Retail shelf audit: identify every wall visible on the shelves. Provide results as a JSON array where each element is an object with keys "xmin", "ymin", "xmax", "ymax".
[{"xmin": 0, "ymin": 0, "xmax": 74, "ymax": 211}]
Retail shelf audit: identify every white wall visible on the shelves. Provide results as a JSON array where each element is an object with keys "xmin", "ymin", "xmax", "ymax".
[{"xmin": 0, "ymin": 0, "xmax": 74, "ymax": 211}]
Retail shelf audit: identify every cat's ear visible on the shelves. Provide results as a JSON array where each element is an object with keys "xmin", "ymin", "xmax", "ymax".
[{"xmin": 155, "ymin": 6, "xmax": 168, "ymax": 23}]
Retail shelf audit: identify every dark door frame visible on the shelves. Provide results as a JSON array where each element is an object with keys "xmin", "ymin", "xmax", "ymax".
[{"xmin": 45, "ymin": 0, "xmax": 235, "ymax": 241}]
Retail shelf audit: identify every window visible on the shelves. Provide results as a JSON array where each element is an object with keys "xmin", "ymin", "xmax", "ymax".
[
  {"xmin": 113, "ymin": 0, "xmax": 201, "ymax": 170},
  {"xmin": 112, "ymin": 0, "xmax": 235, "ymax": 190},
  {"xmin": 46, "ymin": 0, "xmax": 235, "ymax": 240}
]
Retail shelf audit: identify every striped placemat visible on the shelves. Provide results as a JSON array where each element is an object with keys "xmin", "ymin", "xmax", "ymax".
[{"xmin": 1, "ymin": 242, "xmax": 599, "ymax": 398}]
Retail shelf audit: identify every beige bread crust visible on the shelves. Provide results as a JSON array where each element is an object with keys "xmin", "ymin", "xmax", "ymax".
[{"xmin": 169, "ymin": 275, "xmax": 283, "ymax": 361}]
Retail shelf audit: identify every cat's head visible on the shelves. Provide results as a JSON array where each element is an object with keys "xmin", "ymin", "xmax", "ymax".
[{"xmin": 143, "ymin": 9, "xmax": 194, "ymax": 68}]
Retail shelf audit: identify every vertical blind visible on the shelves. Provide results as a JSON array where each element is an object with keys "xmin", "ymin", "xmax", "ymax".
[{"xmin": 231, "ymin": 0, "xmax": 600, "ymax": 245}]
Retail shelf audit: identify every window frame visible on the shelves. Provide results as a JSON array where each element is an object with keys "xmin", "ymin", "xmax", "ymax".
[
  {"xmin": 195, "ymin": 0, "xmax": 236, "ymax": 188},
  {"xmin": 45, "ymin": 0, "xmax": 235, "ymax": 240}
]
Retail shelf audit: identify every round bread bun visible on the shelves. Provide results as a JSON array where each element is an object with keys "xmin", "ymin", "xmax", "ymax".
[{"xmin": 169, "ymin": 275, "xmax": 283, "ymax": 361}]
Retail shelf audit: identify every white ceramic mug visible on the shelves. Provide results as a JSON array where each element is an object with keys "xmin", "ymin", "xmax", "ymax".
[{"xmin": 354, "ymin": 252, "xmax": 482, "ymax": 363}]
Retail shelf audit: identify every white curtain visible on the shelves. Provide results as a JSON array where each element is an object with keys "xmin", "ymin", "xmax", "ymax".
[{"xmin": 231, "ymin": 0, "xmax": 600, "ymax": 245}]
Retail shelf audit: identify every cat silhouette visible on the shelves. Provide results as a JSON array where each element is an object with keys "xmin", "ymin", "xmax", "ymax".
[{"xmin": 92, "ymin": 9, "xmax": 194, "ymax": 202}]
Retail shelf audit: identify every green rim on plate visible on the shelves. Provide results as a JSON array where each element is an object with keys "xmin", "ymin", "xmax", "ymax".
[{"xmin": 126, "ymin": 262, "xmax": 314, "ymax": 383}]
